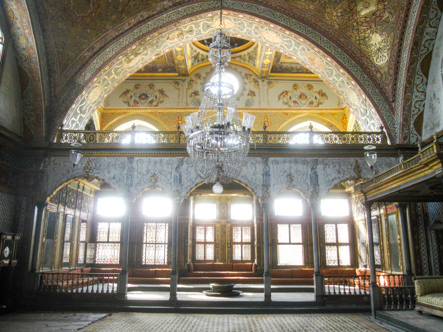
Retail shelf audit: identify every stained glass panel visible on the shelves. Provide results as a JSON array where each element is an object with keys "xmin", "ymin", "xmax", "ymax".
[
  {"xmin": 325, "ymin": 245, "xmax": 338, "ymax": 266},
  {"xmin": 233, "ymin": 227, "xmax": 241, "ymax": 242},
  {"xmin": 242, "ymin": 227, "xmax": 251, "ymax": 242},
  {"xmin": 97, "ymin": 223, "xmax": 108, "ymax": 242},
  {"xmin": 233, "ymin": 244, "xmax": 242, "ymax": 260},
  {"xmin": 95, "ymin": 243, "xmax": 120, "ymax": 264},
  {"xmin": 196, "ymin": 244, "xmax": 205, "ymax": 260},
  {"xmin": 79, "ymin": 222, "xmax": 87, "ymax": 242},
  {"xmin": 206, "ymin": 244, "xmax": 214, "ymax": 260},
  {"xmin": 78, "ymin": 243, "xmax": 85, "ymax": 264},
  {"xmin": 206, "ymin": 226, "xmax": 214, "ymax": 242},
  {"xmin": 196, "ymin": 226, "xmax": 205, "ymax": 242},
  {"xmin": 339, "ymin": 246, "xmax": 351, "ymax": 266},
  {"xmin": 337, "ymin": 224, "xmax": 349, "ymax": 243},
  {"xmin": 109, "ymin": 223, "xmax": 121, "ymax": 242},
  {"xmin": 325, "ymin": 224, "xmax": 337, "ymax": 243},
  {"xmin": 277, "ymin": 224, "xmax": 289, "ymax": 243},
  {"xmin": 290, "ymin": 224, "xmax": 302, "ymax": 243},
  {"xmin": 242, "ymin": 244, "xmax": 251, "ymax": 261},
  {"xmin": 277, "ymin": 245, "xmax": 303, "ymax": 265}
]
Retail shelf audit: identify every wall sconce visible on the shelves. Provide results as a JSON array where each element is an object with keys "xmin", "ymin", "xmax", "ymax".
[
  {"xmin": 69, "ymin": 150, "xmax": 83, "ymax": 167},
  {"xmin": 364, "ymin": 145, "xmax": 377, "ymax": 176}
]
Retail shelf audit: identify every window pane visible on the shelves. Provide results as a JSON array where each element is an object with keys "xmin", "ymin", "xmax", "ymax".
[
  {"xmin": 78, "ymin": 243, "xmax": 85, "ymax": 264},
  {"xmin": 156, "ymin": 223, "xmax": 168, "ymax": 243},
  {"xmin": 290, "ymin": 224, "xmax": 302, "ymax": 243},
  {"xmin": 231, "ymin": 203, "xmax": 253, "ymax": 220},
  {"xmin": 143, "ymin": 244, "xmax": 155, "ymax": 264},
  {"xmin": 337, "ymin": 224, "xmax": 349, "ymax": 243},
  {"xmin": 233, "ymin": 244, "xmax": 242, "ymax": 260},
  {"xmin": 144, "ymin": 223, "xmax": 156, "ymax": 243},
  {"xmin": 97, "ymin": 223, "xmax": 109, "ymax": 242},
  {"xmin": 62, "ymin": 243, "xmax": 70, "ymax": 263},
  {"xmin": 242, "ymin": 244, "xmax": 251, "ymax": 261},
  {"xmin": 95, "ymin": 243, "xmax": 120, "ymax": 264},
  {"xmin": 206, "ymin": 244, "xmax": 214, "ymax": 260},
  {"xmin": 275, "ymin": 198, "xmax": 302, "ymax": 216},
  {"xmin": 143, "ymin": 197, "xmax": 172, "ymax": 217},
  {"xmin": 242, "ymin": 227, "xmax": 251, "ymax": 242},
  {"xmin": 196, "ymin": 226, "xmax": 205, "ymax": 242},
  {"xmin": 321, "ymin": 199, "xmax": 349, "ymax": 216},
  {"xmin": 79, "ymin": 222, "xmax": 87, "ymax": 242},
  {"xmin": 195, "ymin": 203, "xmax": 216, "ymax": 220},
  {"xmin": 277, "ymin": 245, "xmax": 303, "ymax": 265},
  {"xmin": 64, "ymin": 217, "xmax": 72, "ymax": 241},
  {"xmin": 339, "ymin": 246, "xmax": 351, "ymax": 266},
  {"xmin": 324, "ymin": 224, "xmax": 337, "ymax": 243},
  {"xmin": 325, "ymin": 246, "xmax": 338, "ymax": 266},
  {"xmin": 97, "ymin": 197, "xmax": 125, "ymax": 217},
  {"xmin": 206, "ymin": 226, "xmax": 214, "ymax": 242},
  {"xmin": 155, "ymin": 244, "xmax": 167, "ymax": 265},
  {"xmin": 277, "ymin": 224, "xmax": 289, "ymax": 243},
  {"xmin": 108, "ymin": 223, "xmax": 121, "ymax": 242},
  {"xmin": 196, "ymin": 244, "xmax": 205, "ymax": 260},
  {"xmin": 233, "ymin": 226, "xmax": 241, "ymax": 242},
  {"xmin": 388, "ymin": 214, "xmax": 402, "ymax": 272}
]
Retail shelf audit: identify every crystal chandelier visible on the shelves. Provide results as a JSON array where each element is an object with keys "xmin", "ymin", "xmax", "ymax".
[{"xmin": 181, "ymin": 2, "xmax": 255, "ymax": 194}]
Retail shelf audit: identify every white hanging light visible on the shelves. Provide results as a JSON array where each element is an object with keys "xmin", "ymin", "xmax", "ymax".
[{"xmin": 183, "ymin": 1, "xmax": 255, "ymax": 194}]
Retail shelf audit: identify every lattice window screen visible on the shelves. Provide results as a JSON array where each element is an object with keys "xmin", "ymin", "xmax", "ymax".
[{"xmin": 0, "ymin": 192, "xmax": 16, "ymax": 233}]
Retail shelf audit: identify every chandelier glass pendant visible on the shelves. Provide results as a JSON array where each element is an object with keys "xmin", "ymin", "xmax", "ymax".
[{"xmin": 181, "ymin": 3, "xmax": 255, "ymax": 194}]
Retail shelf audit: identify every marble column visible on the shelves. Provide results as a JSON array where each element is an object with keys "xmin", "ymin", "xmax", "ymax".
[
  {"xmin": 27, "ymin": 201, "xmax": 47, "ymax": 293},
  {"xmin": 310, "ymin": 201, "xmax": 323, "ymax": 301},
  {"xmin": 117, "ymin": 196, "xmax": 132, "ymax": 297},
  {"xmin": 263, "ymin": 202, "xmax": 271, "ymax": 304},
  {"xmin": 169, "ymin": 199, "xmax": 179, "ymax": 304},
  {"xmin": 365, "ymin": 202, "xmax": 381, "ymax": 316},
  {"xmin": 397, "ymin": 203, "xmax": 413, "ymax": 286}
]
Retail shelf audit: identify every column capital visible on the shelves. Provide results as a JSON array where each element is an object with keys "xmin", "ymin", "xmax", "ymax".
[{"xmin": 364, "ymin": 201, "xmax": 373, "ymax": 210}]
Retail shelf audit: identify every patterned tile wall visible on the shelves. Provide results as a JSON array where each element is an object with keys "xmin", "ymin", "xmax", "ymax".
[
  {"xmin": 0, "ymin": 192, "xmax": 16, "ymax": 233},
  {"xmin": 416, "ymin": 203, "xmax": 429, "ymax": 275},
  {"xmin": 426, "ymin": 202, "xmax": 442, "ymax": 275}
]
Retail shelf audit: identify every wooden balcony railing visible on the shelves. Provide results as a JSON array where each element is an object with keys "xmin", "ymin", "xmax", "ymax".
[
  {"xmin": 35, "ymin": 272, "xmax": 119, "ymax": 295},
  {"xmin": 56, "ymin": 127, "xmax": 388, "ymax": 146}
]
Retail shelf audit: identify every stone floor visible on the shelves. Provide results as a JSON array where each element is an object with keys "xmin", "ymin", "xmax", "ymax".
[
  {"xmin": 0, "ymin": 312, "xmax": 108, "ymax": 332},
  {"xmin": 0, "ymin": 312, "xmax": 405, "ymax": 331},
  {"xmin": 81, "ymin": 313, "xmax": 397, "ymax": 332},
  {"xmin": 377, "ymin": 310, "xmax": 443, "ymax": 332}
]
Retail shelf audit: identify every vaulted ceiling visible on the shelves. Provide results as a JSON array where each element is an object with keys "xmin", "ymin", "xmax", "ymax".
[{"xmin": 1, "ymin": 0, "xmax": 435, "ymax": 144}]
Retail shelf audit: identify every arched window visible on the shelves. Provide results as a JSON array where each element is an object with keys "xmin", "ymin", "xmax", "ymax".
[
  {"xmin": 115, "ymin": 120, "xmax": 159, "ymax": 144},
  {"xmin": 289, "ymin": 121, "xmax": 331, "ymax": 144}
]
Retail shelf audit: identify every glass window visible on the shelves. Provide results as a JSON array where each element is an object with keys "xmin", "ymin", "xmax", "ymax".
[
  {"xmin": 231, "ymin": 203, "xmax": 253, "ymax": 220},
  {"xmin": 195, "ymin": 203, "xmax": 216, "ymax": 220},
  {"xmin": 95, "ymin": 222, "xmax": 121, "ymax": 264},
  {"xmin": 275, "ymin": 198, "xmax": 303, "ymax": 216},
  {"xmin": 78, "ymin": 221, "xmax": 87, "ymax": 265},
  {"xmin": 324, "ymin": 223, "xmax": 351, "ymax": 266},
  {"xmin": 388, "ymin": 213, "xmax": 402, "ymax": 272},
  {"xmin": 277, "ymin": 224, "xmax": 303, "ymax": 265},
  {"xmin": 142, "ymin": 223, "xmax": 169, "ymax": 265},
  {"xmin": 195, "ymin": 225, "xmax": 215, "ymax": 261},
  {"xmin": 96, "ymin": 197, "xmax": 125, "ymax": 217},
  {"xmin": 232, "ymin": 226, "xmax": 252, "ymax": 261},
  {"xmin": 143, "ymin": 197, "xmax": 172, "ymax": 218},
  {"xmin": 321, "ymin": 199, "xmax": 349, "ymax": 217},
  {"xmin": 372, "ymin": 217, "xmax": 382, "ymax": 267},
  {"xmin": 62, "ymin": 215, "xmax": 73, "ymax": 265}
]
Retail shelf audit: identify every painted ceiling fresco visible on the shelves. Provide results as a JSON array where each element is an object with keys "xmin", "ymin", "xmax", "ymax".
[
  {"xmin": 132, "ymin": 41, "xmax": 313, "ymax": 78},
  {"xmin": 38, "ymin": 0, "xmax": 406, "ymax": 96},
  {"xmin": 2, "ymin": 0, "xmax": 428, "ymax": 144}
]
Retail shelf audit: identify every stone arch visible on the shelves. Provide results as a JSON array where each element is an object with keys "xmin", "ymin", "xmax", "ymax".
[{"xmin": 57, "ymin": 5, "xmax": 394, "ymax": 142}]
